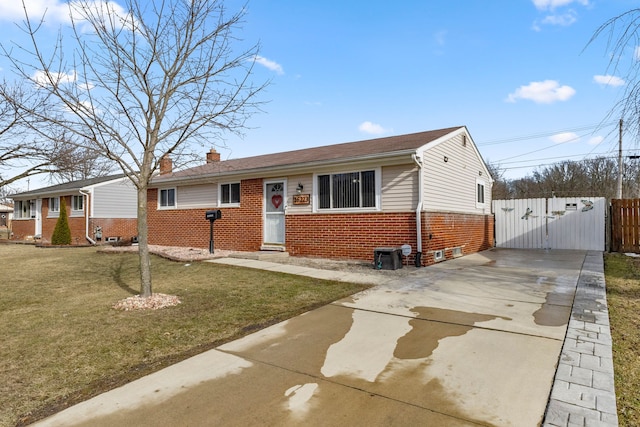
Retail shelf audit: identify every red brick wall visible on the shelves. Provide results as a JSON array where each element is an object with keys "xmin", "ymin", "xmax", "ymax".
[
  {"xmin": 286, "ymin": 212, "xmax": 419, "ymax": 263},
  {"xmin": 89, "ymin": 218, "xmax": 138, "ymax": 242},
  {"xmin": 421, "ymin": 212, "xmax": 494, "ymax": 264},
  {"xmin": 10, "ymin": 219, "xmax": 34, "ymax": 240},
  {"xmin": 286, "ymin": 211, "xmax": 494, "ymax": 266},
  {"xmin": 147, "ymin": 178, "xmax": 264, "ymax": 251}
]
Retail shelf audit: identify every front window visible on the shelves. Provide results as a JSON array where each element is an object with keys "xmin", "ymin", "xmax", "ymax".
[
  {"xmin": 14, "ymin": 200, "xmax": 29, "ymax": 219},
  {"xmin": 220, "ymin": 183, "xmax": 240, "ymax": 205},
  {"xmin": 159, "ymin": 188, "xmax": 176, "ymax": 208},
  {"xmin": 317, "ymin": 170, "xmax": 377, "ymax": 210},
  {"xmin": 49, "ymin": 197, "xmax": 60, "ymax": 213},
  {"xmin": 72, "ymin": 195, "xmax": 84, "ymax": 211}
]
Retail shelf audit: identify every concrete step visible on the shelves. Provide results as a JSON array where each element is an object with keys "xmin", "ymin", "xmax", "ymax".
[{"xmin": 229, "ymin": 251, "xmax": 290, "ymax": 261}]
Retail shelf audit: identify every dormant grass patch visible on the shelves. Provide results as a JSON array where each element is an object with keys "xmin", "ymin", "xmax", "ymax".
[
  {"xmin": 0, "ymin": 244, "xmax": 369, "ymax": 426},
  {"xmin": 604, "ymin": 253, "xmax": 640, "ymax": 426}
]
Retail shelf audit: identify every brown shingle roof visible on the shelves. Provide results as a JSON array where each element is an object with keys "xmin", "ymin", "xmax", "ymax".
[{"xmin": 157, "ymin": 127, "xmax": 463, "ymax": 182}]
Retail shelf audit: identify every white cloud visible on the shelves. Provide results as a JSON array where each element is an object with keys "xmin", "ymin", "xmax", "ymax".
[
  {"xmin": 588, "ymin": 136, "xmax": 604, "ymax": 145},
  {"xmin": 32, "ymin": 69, "xmax": 77, "ymax": 87},
  {"xmin": 358, "ymin": 121, "xmax": 392, "ymax": 135},
  {"xmin": 540, "ymin": 11, "xmax": 577, "ymax": 26},
  {"xmin": 0, "ymin": 0, "xmax": 71, "ymax": 23},
  {"xmin": 252, "ymin": 55, "xmax": 284, "ymax": 75},
  {"xmin": 0, "ymin": 1, "xmax": 135, "ymax": 32},
  {"xmin": 532, "ymin": 0, "xmax": 589, "ymax": 11},
  {"xmin": 506, "ymin": 80, "xmax": 576, "ymax": 104},
  {"xmin": 635, "ymin": 46, "xmax": 640, "ymax": 61},
  {"xmin": 549, "ymin": 132, "xmax": 580, "ymax": 144},
  {"xmin": 593, "ymin": 75, "xmax": 625, "ymax": 87}
]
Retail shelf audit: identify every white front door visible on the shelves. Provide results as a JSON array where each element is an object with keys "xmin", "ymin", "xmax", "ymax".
[
  {"xmin": 34, "ymin": 199, "xmax": 42, "ymax": 237},
  {"xmin": 264, "ymin": 180, "xmax": 286, "ymax": 245}
]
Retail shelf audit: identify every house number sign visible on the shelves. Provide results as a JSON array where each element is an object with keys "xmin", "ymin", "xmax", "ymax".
[{"xmin": 293, "ymin": 194, "xmax": 310, "ymax": 205}]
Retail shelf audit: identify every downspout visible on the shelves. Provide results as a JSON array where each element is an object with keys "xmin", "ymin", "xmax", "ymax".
[
  {"xmin": 79, "ymin": 190, "xmax": 96, "ymax": 245},
  {"xmin": 412, "ymin": 153, "xmax": 423, "ymax": 267}
]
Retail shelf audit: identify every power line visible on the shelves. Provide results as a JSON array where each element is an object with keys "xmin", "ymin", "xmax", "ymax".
[{"xmin": 476, "ymin": 121, "xmax": 618, "ymax": 146}]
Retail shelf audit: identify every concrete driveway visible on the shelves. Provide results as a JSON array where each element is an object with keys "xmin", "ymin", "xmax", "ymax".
[{"xmin": 34, "ymin": 249, "xmax": 591, "ymax": 426}]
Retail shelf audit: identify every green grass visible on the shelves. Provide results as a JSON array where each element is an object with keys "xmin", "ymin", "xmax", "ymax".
[
  {"xmin": 604, "ymin": 253, "xmax": 640, "ymax": 426},
  {"xmin": 0, "ymin": 244, "xmax": 369, "ymax": 427}
]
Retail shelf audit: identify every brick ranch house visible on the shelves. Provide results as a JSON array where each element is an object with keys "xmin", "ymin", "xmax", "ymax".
[
  {"xmin": 11, "ymin": 174, "xmax": 137, "ymax": 244},
  {"xmin": 149, "ymin": 126, "xmax": 494, "ymax": 266}
]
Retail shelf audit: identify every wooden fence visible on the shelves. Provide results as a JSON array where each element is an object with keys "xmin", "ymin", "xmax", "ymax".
[{"xmin": 611, "ymin": 199, "xmax": 640, "ymax": 253}]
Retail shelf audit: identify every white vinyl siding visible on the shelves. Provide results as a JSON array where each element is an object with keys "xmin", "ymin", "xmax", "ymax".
[
  {"xmin": 423, "ymin": 132, "xmax": 491, "ymax": 214},
  {"xmin": 177, "ymin": 184, "xmax": 217, "ymax": 209},
  {"xmin": 286, "ymin": 174, "xmax": 313, "ymax": 214},
  {"xmin": 381, "ymin": 164, "xmax": 418, "ymax": 211},
  {"xmin": 93, "ymin": 179, "xmax": 138, "ymax": 218}
]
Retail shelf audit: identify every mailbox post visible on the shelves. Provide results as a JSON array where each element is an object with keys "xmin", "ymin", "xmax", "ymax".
[{"xmin": 205, "ymin": 210, "xmax": 222, "ymax": 253}]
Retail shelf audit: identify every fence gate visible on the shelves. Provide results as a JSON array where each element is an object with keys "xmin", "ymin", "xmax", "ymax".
[
  {"xmin": 493, "ymin": 197, "xmax": 605, "ymax": 250},
  {"xmin": 611, "ymin": 199, "xmax": 640, "ymax": 253}
]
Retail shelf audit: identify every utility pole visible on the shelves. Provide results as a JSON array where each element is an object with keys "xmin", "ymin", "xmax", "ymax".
[{"xmin": 617, "ymin": 118, "xmax": 623, "ymax": 199}]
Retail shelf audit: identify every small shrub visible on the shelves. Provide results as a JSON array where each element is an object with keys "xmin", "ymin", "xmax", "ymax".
[{"xmin": 51, "ymin": 198, "xmax": 72, "ymax": 245}]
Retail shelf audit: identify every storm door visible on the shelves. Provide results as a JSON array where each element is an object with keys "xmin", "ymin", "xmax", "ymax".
[{"xmin": 264, "ymin": 181, "xmax": 286, "ymax": 245}]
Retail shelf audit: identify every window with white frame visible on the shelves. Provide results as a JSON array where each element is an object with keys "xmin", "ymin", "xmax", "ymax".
[
  {"xmin": 72, "ymin": 195, "xmax": 84, "ymax": 211},
  {"xmin": 476, "ymin": 179, "xmax": 486, "ymax": 207},
  {"xmin": 220, "ymin": 183, "xmax": 240, "ymax": 205},
  {"xmin": 14, "ymin": 200, "xmax": 29, "ymax": 219},
  {"xmin": 159, "ymin": 188, "xmax": 176, "ymax": 208},
  {"xmin": 49, "ymin": 197, "xmax": 60, "ymax": 213},
  {"xmin": 317, "ymin": 170, "xmax": 377, "ymax": 210}
]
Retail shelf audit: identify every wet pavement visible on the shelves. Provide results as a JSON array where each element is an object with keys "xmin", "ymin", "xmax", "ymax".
[{"xmin": 32, "ymin": 249, "xmax": 606, "ymax": 426}]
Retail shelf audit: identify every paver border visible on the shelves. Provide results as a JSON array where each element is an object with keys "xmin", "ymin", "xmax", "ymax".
[{"xmin": 543, "ymin": 251, "xmax": 618, "ymax": 426}]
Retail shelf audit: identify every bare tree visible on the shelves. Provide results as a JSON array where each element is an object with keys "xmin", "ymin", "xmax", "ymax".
[
  {"xmin": 589, "ymin": 9, "xmax": 640, "ymax": 136},
  {"xmin": 2, "ymin": 0, "xmax": 266, "ymax": 297},
  {"xmin": 1, "ymin": 83, "xmax": 113, "ymax": 188},
  {"xmin": 0, "ymin": 83, "xmax": 59, "ymax": 188}
]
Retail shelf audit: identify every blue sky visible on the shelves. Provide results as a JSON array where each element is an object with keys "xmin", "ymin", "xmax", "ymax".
[{"xmin": 0, "ymin": 0, "xmax": 638, "ymax": 188}]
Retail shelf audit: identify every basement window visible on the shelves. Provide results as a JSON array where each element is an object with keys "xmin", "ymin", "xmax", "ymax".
[{"xmin": 452, "ymin": 247, "xmax": 463, "ymax": 257}]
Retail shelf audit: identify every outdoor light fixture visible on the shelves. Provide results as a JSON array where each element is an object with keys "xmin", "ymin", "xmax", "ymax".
[
  {"xmin": 444, "ymin": 156, "xmax": 449, "ymax": 162},
  {"xmin": 296, "ymin": 183, "xmax": 304, "ymax": 193}
]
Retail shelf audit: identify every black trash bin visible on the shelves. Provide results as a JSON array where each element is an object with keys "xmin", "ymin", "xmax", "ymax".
[{"xmin": 373, "ymin": 247, "xmax": 403, "ymax": 270}]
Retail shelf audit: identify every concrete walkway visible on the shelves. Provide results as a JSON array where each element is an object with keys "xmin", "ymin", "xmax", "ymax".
[{"xmin": 31, "ymin": 249, "xmax": 617, "ymax": 426}]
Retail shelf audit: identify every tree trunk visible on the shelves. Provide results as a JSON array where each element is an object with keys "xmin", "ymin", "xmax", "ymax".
[{"xmin": 137, "ymin": 185, "xmax": 152, "ymax": 297}]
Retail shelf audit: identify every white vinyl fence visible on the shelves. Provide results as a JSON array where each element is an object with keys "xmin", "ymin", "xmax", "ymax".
[{"xmin": 493, "ymin": 197, "xmax": 606, "ymax": 251}]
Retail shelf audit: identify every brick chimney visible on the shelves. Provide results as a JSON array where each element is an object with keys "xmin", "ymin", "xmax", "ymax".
[
  {"xmin": 206, "ymin": 148, "xmax": 221, "ymax": 163},
  {"xmin": 159, "ymin": 155, "xmax": 173, "ymax": 175}
]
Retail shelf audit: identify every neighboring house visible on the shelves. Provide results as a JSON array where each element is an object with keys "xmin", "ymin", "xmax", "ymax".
[
  {"xmin": 11, "ymin": 175, "xmax": 138, "ymax": 244},
  {"xmin": 148, "ymin": 126, "xmax": 494, "ymax": 266},
  {"xmin": 0, "ymin": 203, "xmax": 13, "ymax": 239}
]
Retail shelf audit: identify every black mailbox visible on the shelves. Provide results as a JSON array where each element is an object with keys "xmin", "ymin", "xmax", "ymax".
[
  {"xmin": 205, "ymin": 210, "xmax": 222, "ymax": 254},
  {"xmin": 205, "ymin": 210, "xmax": 222, "ymax": 221}
]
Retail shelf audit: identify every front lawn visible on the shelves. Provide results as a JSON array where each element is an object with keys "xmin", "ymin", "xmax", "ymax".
[
  {"xmin": 604, "ymin": 253, "xmax": 640, "ymax": 426},
  {"xmin": 0, "ymin": 244, "xmax": 369, "ymax": 427}
]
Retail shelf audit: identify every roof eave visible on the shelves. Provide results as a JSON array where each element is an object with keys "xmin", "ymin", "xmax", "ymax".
[{"xmin": 151, "ymin": 150, "xmax": 418, "ymax": 187}]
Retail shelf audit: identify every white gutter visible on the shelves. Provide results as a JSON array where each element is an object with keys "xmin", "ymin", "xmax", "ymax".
[
  {"xmin": 79, "ymin": 189, "xmax": 96, "ymax": 245},
  {"xmin": 412, "ymin": 153, "xmax": 423, "ymax": 267}
]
